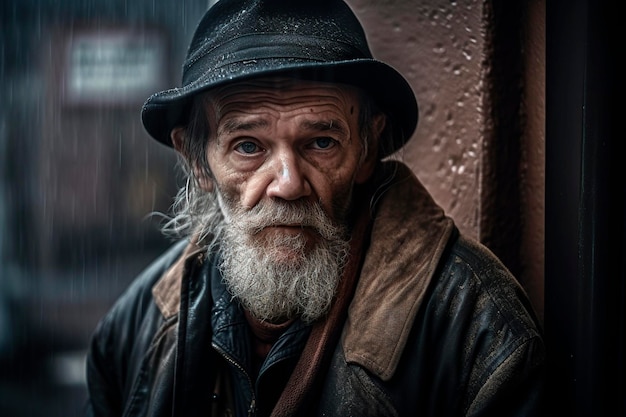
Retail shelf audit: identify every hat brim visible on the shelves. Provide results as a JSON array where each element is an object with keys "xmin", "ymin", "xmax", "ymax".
[{"xmin": 141, "ymin": 58, "xmax": 418, "ymax": 157}]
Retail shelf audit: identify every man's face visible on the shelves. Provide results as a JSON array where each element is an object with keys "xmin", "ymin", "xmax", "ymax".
[
  {"xmin": 189, "ymin": 78, "xmax": 377, "ymax": 323},
  {"xmin": 205, "ymin": 78, "xmax": 373, "ymax": 258}
]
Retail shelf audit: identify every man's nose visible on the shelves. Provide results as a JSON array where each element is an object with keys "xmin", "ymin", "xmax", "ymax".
[{"xmin": 265, "ymin": 151, "xmax": 312, "ymax": 201}]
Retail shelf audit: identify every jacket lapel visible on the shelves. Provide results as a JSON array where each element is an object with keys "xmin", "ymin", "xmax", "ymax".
[{"xmin": 342, "ymin": 161, "xmax": 455, "ymax": 381}]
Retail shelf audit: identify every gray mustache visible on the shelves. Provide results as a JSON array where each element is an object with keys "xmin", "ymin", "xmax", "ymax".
[{"xmin": 230, "ymin": 200, "xmax": 344, "ymax": 241}]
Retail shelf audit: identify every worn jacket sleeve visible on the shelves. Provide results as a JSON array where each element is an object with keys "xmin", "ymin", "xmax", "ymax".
[
  {"xmin": 84, "ymin": 241, "xmax": 188, "ymax": 417},
  {"xmin": 465, "ymin": 334, "xmax": 545, "ymax": 417},
  {"xmin": 427, "ymin": 236, "xmax": 546, "ymax": 417}
]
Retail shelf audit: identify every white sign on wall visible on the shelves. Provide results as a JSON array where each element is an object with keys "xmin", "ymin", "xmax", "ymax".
[{"xmin": 64, "ymin": 28, "xmax": 168, "ymax": 105}]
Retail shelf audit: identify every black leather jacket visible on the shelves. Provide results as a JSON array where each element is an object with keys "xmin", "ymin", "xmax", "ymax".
[{"xmin": 85, "ymin": 163, "xmax": 545, "ymax": 417}]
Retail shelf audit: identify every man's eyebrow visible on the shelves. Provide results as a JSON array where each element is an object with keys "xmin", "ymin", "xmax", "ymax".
[
  {"xmin": 219, "ymin": 118, "xmax": 269, "ymax": 134},
  {"xmin": 300, "ymin": 119, "xmax": 349, "ymax": 135}
]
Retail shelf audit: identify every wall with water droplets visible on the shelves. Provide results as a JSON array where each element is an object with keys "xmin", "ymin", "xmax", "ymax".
[{"xmin": 347, "ymin": 0, "xmax": 545, "ymax": 320}]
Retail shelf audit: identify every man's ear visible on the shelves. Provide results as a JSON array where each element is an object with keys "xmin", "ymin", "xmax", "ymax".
[
  {"xmin": 355, "ymin": 113, "xmax": 386, "ymax": 184},
  {"xmin": 170, "ymin": 127, "xmax": 214, "ymax": 192},
  {"xmin": 170, "ymin": 126, "xmax": 186, "ymax": 153}
]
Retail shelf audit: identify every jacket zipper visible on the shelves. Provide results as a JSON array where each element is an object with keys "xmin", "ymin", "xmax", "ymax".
[{"xmin": 213, "ymin": 342, "xmax": 257, "ymax": 416}]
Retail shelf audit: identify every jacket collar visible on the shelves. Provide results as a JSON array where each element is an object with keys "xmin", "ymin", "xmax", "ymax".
[
  {"xmin": 152, "ymin": 237, "xmax": 204, "ymax": 318},
  {"xmin": 341, "ymin": 161, "xmax": 454, "ymax": 381}
]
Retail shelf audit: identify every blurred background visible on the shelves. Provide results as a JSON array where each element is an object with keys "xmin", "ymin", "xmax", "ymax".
[{"xmin": 1, "ymin": 0, "xmax": 213, "ymax": 415}]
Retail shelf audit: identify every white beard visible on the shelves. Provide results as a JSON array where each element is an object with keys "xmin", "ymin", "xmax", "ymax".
[{"xmin": 217, "ymin": 198, "xmax": 351, "ymax": 324}]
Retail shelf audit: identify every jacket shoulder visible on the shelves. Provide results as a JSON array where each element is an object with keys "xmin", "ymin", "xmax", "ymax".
[
  {"xmin": 415, "ymin": 234, "xmax": 546, "ymax": 415},
  {"xmin": 440, "ymin": 234, "xmax": 541, "ymax": 333},
  {"xmin": 86, "ymin": 240, "xmax": 189, "ymax": 411}
]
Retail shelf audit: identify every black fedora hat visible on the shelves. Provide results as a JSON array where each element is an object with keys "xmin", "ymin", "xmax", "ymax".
[{"xmin": 141, "ymin": 0, "xmax": 418, "ymax": 157}]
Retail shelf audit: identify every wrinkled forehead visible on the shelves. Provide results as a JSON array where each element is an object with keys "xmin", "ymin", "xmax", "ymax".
[{"xmin": 205, "ymin": 76, "xmax": 362, "ymax": 115}]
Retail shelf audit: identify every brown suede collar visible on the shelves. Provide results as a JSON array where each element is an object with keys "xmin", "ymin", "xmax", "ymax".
[
  {"xmin": 341, "ymin": 161, "xmax": 454, "ymax": 381},
  {"xmin": 152, "ymin": 161, "xmax": 454, "ymax": 383},
  {"xmin": 152, "ymin": 237, "xmax": 204, "ymax": 319}
]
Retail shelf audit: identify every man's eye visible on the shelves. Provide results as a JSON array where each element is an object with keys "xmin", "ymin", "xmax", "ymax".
[
  {"xmin": 235, "ymin": 141, "xmax": 260, "ymax": 154},
  {"xmin": 312, "ymin": 137, "xmax": 335, "ymax": 150}
]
